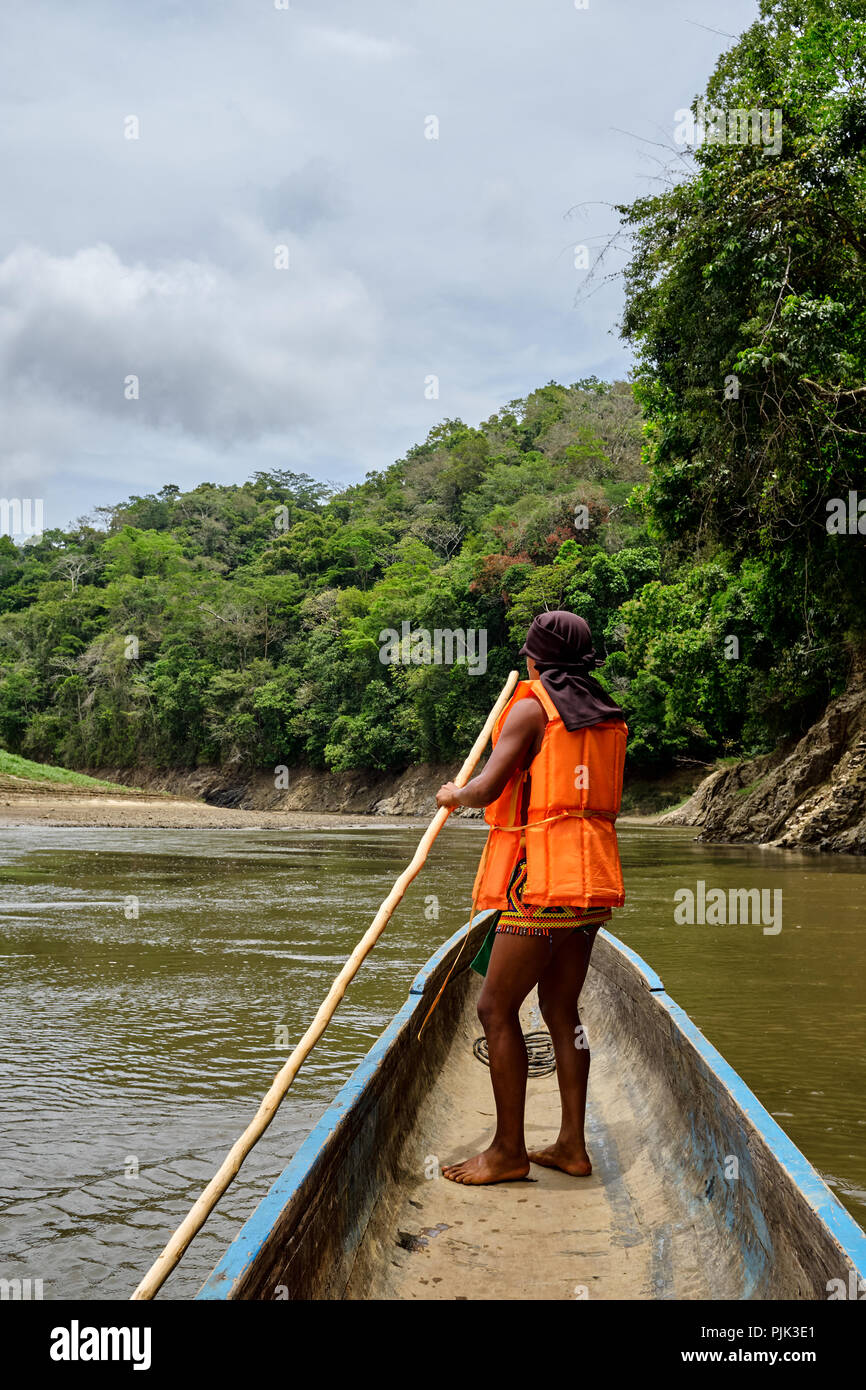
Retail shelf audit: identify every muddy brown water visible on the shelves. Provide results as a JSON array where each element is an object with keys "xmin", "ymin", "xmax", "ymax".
[{"xmin": 0, "ymin": 820, "xmax": 863, "ymax": 1299}]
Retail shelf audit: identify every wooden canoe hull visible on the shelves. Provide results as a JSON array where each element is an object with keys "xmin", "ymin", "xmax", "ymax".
[{"xmin": 198, "ymin": 916, "xmax": 866, "ymax": 1300}]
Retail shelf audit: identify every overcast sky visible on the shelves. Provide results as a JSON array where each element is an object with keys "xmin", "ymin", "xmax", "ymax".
[{"xmin": 1, "ymin": 0, "xmax": 760, "ymax": 531}]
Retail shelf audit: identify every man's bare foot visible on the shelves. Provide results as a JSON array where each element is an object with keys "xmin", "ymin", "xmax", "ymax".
[
  {"xmin": 442, "ymin": 1146, "xmax": 531, "ymax": 1185},
  {"xmin": 528, "ymin": 1141, "xmax": 592, "ymax": 1176}
]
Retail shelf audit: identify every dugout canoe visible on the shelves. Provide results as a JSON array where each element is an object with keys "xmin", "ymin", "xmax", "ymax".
[{"xmin": 198, "ymin": 914, "xmax": 866, "ymax": 1301}]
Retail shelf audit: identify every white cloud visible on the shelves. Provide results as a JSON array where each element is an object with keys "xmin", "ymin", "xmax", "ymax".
[
  {"xmin": 0, "ymin": 238, "xmax": 381, "ymax": 448},
  {"xmin": 302, "ymin": 24, "xmax": 409, "ymax": 62},
  {"xmin": 0, "ymin": 0, "xmax": 758, "ymax": 525}
]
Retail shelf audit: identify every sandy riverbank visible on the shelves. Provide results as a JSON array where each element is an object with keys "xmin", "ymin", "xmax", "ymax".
[
  {"xmin": 0, "ymin": 791, "xmax": 424, "ymax": 830},
  {"xmin": 0, "ymin": 788, "xmax": 665, "ymax": 831}
]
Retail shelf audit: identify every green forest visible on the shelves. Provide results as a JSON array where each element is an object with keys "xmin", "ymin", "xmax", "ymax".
[{"xmin": 1, "ymin": 0, "xmax": 864, "ymax": 780}]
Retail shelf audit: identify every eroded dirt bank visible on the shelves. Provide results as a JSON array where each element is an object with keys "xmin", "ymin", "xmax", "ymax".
[
  {"xmin": 0, "ymin": 758, "xmax": 700, "ymax": 830},
  {"xmin": 80, "ymin": 761, "xmax": 476, "ymax": 817},
  {"xmin": 82, "ymin": 759, "xmax": 702, "ymax": 819}
]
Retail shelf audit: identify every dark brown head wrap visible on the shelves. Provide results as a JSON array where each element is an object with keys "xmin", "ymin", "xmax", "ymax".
[{"xmin": 518, "ymin": 610, "xmax": 624, "ymax": 731}]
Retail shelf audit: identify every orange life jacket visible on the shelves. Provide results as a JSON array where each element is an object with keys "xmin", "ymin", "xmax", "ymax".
[{"xmin": 471, "ymin": 679, "xmax": 627, "ymax": 910}]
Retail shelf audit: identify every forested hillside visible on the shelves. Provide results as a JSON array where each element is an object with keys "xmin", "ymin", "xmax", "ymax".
[
  {"xmin": 0, "ymin": 379, "xmax": 663, "ymax": 773},
  {"xmin": 0, "ymin": 373, "xmax": 853, "ymax": 780},
  {"xmin": 1, "ymin": 0, "xmax": 863, "ymax": 784}
]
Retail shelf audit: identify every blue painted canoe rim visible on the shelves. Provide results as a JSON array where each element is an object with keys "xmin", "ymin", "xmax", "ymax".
[{"xmin": 198, "ymin": 914, "xmax": 866, "ymax": 1298}]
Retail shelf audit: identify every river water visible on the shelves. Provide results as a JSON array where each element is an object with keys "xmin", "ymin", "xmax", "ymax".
[{"xmin": 1, "ymin": 820, "xmax": 863, "ymax": 1299}]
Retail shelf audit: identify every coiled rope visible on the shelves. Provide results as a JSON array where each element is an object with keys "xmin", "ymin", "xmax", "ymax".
[{"xmin": 472, "ymin": 1029, "xmax": 557, "ymax": 1077}]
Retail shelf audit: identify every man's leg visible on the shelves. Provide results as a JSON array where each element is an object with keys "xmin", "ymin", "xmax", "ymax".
[
  {"xmin": 442, "ymin": 930, "xmax": 552, "ymax": 1185},
  {"xmin": 529, "ymin": 926, "xmax": 599, "ymax": 1175}
]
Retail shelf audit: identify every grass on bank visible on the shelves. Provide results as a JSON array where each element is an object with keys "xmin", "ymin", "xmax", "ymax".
[{"xmin": 0, "ymin": 749, "xmax": 136, "ymax": 793}]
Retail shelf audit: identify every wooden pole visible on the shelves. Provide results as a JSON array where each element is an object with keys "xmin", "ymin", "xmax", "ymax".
[{"xmin": 130, "ymin": 668, "xmax": 520, "ymax": 1300}]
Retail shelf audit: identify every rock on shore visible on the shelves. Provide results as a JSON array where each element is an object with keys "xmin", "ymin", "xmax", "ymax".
[{"xmin": 659, "ymin": 655, "xmax": 866, "ymax": 855}]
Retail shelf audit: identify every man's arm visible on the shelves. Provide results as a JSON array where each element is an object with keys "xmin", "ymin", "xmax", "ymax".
[{"xmin": 435, "ymin": 698, "xmax": 546, "ymax": 810}]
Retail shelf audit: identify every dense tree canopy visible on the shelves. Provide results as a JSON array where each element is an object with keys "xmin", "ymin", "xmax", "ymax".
[
  {"xmin": 619, "ymin": 0, "xmax": 866, "ymax": 724},
  {"xmin": 0, "ymin": 366, "xmax": 852, "ymax": 778},
  {"xmin": 1, "ymin": 382, "xmax": 666, "ymax": 771}
]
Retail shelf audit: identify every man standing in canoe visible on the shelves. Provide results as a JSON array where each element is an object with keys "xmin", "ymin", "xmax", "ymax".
[{"xmin": 435, "ymin": 610, "xmax": 627, "ymax": 1185}]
